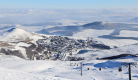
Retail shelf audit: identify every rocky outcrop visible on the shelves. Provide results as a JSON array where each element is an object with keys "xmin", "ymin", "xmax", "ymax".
[{"xmin": 0, "ymin": 48, "xmax": 25, "ymax": 59}]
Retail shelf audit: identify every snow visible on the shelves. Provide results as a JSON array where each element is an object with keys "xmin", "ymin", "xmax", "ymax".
[
  {"xmin": 1, "ymin": 42, "xmax": 138, "ymax": 80},
  {"xmin": 1, "ymin": 23, "xmax": 138, "ymax": 80},
  {"xmin": 0, "ymin": 58, "xmax": 138, "ymax": 80},
  {"xmin": 73, "ymin": 29, "xmax": 138, "ymax": 47},
  {"xmin": 95, "ymin": 38, "xmax": 138, "ymax": 47},
  {"xmin": 15, "ymin": 24, "xmax": 44, "ymax": 32},
  {"xmin": 119, "ymin": 30, "xmax": 138, "ymax": 37},
  {"xmin": 74, "ymin": 43, "xmax": 138, "ymax": 60},
  {"xmin": 0, "ymin": 67, "xmax": 69, "ymax": 80},
  {"xmin": 0, "ymin": 28, "xmax": 46, "ymax": 42},
  {"xmin": 13, "ymin": 42, "xmax": 30, "ymax": 59},
  {"xmin": 0, "ymin": 53, "xmax": 24, "ymax": 61},
  {"xmin": 0, "ymin": 28, "xmax": 32, "ymax": 41},
  {"xmin": 73, "ymin": 29, "xmax": 114, "ymax": 38},
  {"xmin": 94, "ymin": 60, "xmax": 121, "ymax": 68}
]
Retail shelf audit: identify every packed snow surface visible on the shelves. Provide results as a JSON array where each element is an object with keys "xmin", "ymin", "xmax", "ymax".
[{"xmin": 0, "ymin": 58, "xmax": 138, "ymax": 80}]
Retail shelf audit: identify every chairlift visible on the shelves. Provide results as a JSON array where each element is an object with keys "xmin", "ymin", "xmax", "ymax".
[
  {"xmin": 118, "ymin": 67, "xmax": 122, "ymax": 72},
  {"xmin": 99, "ymin": 68, "xmax": 101, "ymax": 71}
]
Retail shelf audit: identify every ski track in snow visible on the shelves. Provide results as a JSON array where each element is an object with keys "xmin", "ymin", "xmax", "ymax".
[
  {"xmin": 0, "ymin": 60, "xmax": 138, "ymax": 80},
  {"xmin": 0, "ymin": 67, "xmax": 69, "ymax": 80}
]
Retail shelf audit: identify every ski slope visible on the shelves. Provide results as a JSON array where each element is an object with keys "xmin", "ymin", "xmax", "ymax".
[{"xmin": 0, "ymin": 58, "xmax": 138, "ymax": 80}]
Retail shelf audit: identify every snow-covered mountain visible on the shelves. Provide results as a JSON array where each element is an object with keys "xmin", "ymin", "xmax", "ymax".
[
  {"xmin": 0, "ymin": 28, "xmax": 32, "ymax": 41},
  {"xmin": 82, "ymin": 21, "xmax": 116, "ymax": 29},
  {"xmin": 130, "ymin": 17, "xmax": 138, "ymax": 23},
  {"xmin": 37, "ymin": 21, "xmax": 138, "ymax": 36}
]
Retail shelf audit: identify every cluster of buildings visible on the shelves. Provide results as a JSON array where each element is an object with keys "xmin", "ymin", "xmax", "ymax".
[{"xmin": 35, "ymin": 36, "xmax": 108, "ymax": 60}]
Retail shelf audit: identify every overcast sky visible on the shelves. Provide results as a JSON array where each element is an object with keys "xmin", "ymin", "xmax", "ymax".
[{"xmin": 0, "ymin": 0, "xmax": 138, "ymax": 9}]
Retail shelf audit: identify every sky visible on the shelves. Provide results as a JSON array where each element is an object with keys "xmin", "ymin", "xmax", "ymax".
[
  {"xmin": 0, "ymin": 0, "xmax": 138, "ymax": 24},
  {"xmin": 0, "ymin": 0, "xmax": 138, "ymax": 9}
]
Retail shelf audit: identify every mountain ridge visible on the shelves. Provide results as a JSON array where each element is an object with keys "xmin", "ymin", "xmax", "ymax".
[{"xmin": 37, "ymin": 21, "xmax": 138, "ymax": 36}]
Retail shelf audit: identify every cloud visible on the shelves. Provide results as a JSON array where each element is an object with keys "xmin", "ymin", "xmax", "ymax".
[{"xmin": 0, "ymin": 8, "xmax": 138, "ymax": 24}]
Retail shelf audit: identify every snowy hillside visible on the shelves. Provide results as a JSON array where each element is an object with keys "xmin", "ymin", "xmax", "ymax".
[
  {"xmin": 130, "ymin": 17, "xmax": 138, "ymax": 23},
  {"xmin": 0, "ymin": 57, "xmax": 138, "ymax": 80},
  {"xmin": 0, "ymin": 28, "xmax": 32, "ymax": 41},
  {"xmin": 118, "ymin": 30, "xmax": 138, "ymax": 37}
]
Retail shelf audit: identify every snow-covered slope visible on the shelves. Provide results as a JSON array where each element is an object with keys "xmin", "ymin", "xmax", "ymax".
[
  {"xmin": 75, "ymin": 43, "xmax": 138, "ymax": 59},
  {"xmin": 0, "ymin": 65, "xmax": 69, "ymax": 80},
  {"xmin": 130, "ymin": 17, "xmax": 138, "ymax": 23},
  {"xmin": 0, "ymin": 28, "xmax": 43, "ymax": 59},
  {"xmin": 0, "ymin": 28, "xmax": 32, "ymax": 41},
  {"xmin": 119, "ymin": 30, "xmax": 138, "ymax": 37},
  {"xmin": 73, "ymin": 29, "xmax": 114, "ymax": 38},
  {"xmin": 72, "ymin": 28, "xmax": 138, "ymax": 48},
  {"xmin": 0, "ymin": 57, "xmax": 138, "ymax": 80},
  {"xmin": 0, "ymin": 28, "xmax": 46, "ymax": 60}
]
